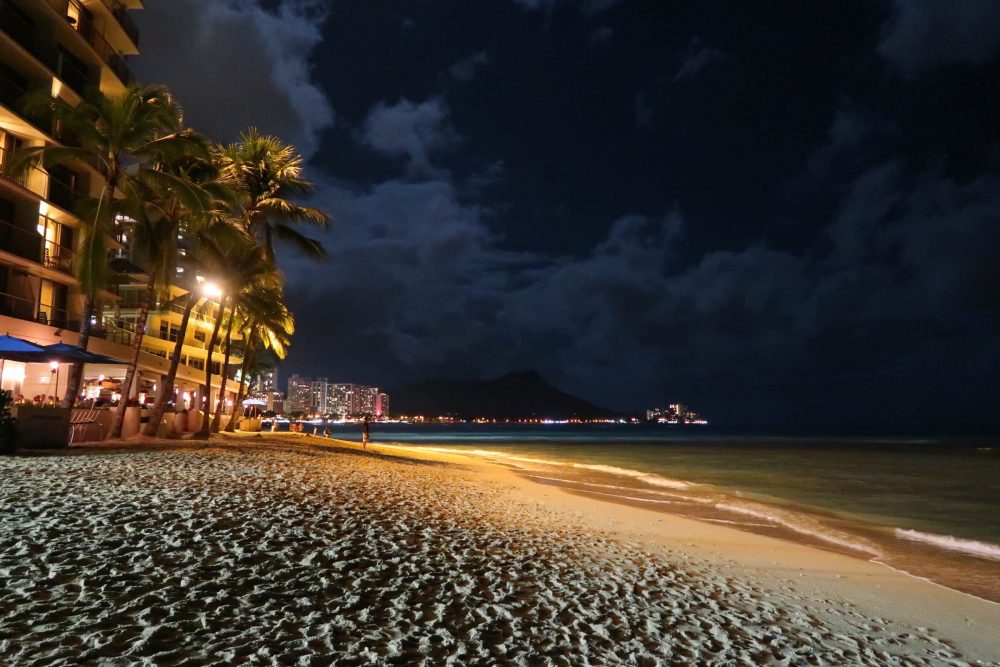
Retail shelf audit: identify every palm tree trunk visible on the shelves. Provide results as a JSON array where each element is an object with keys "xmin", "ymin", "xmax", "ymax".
[
  {"xmin": 109, "ymin": 271, "xmax": 157, "ymax": 439},
  {"xmin": 197, "ymin": 295, "xmax": 227, "ymax": 439},
  {"xmin": 61, "ymin": 294, "xmax": 93, "ymax": 408},
  {"xmin": 225, "ymin": 341, "xmax": 256, "ymax": 433},
  {"xmin": 264, "ymin": 225, "xmax": 275, "ymax": 265},
  {"xmin": 62, "ymin": 167, "xmax": 118, "ymax": 410},
  {"xmin": 211, "ymin": 309, "xmax": 236, "ymax": 433},
  {"xmin": 143, "ymin": 293, "xmax": 198, "ymax": 437}
]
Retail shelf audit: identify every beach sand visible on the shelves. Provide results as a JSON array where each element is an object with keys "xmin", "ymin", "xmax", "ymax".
[{"xmin": 1, "ymin": 433, "xmax": 997, "ymax": 665}]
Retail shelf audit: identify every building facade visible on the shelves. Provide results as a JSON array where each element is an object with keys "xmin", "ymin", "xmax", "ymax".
[
  {"xmin": 353, "ymin": 384, "xmax": 378, "ymax": 416},
  {"xmin": 0, "ymin": 0, "xmax": 241, "ymax": 418},
  {"xmin": 285, "ymin": 377, "xmax": 389, "ymax": 419},
  {"xmin": 328, "ymin": 382, "xmax": 353, "ymax": 418},
  {"xmin": 286, "ymin": 374, "xmax": 312, "ymax": 414},
  {"xmin": 308, "ymin": 377, "xmax": 327, "ymax": 415}
]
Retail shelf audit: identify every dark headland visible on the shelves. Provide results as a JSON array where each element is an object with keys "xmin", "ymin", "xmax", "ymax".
[{"xmin": 389, "ymin": 371, "xmax": 620, "ymax": 420}]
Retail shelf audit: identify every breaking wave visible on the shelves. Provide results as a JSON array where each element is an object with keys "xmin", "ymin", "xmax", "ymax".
[
  {"xmin": 716, "ymin": 502, "xmax": 881, "ymax": 557},
  {"xmin": 895, "ymin": 529, "xmax": 1000, "ymax": 561}
]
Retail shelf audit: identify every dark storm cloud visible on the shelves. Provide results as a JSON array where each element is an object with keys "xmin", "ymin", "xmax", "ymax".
[
  {"xmin": 136, "ymin": 2, "xmax": 1000, "ymax": 429},
  {"xmin": 134, "ymin": 0, "xmax": 333, "ymax": 154},
  {"xmin": 878, "ymin": 0, "xmax": 1000, "ymax": 77}
]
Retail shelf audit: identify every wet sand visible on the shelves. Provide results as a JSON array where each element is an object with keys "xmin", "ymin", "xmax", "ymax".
[{"xmin": 1, "ymin": 433, "xmax": 997, "ymax": 665}]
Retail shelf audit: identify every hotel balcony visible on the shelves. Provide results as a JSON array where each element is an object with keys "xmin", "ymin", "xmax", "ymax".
[
  {"xmin": 96, "ymin": 0, "xmax": 139, "ymax": 50},
  {"xmin": 0, "ymin": 143, "xmax": 86, "ymax": 216},
  {"xmin": 0, "ymin": 2, "xmax": 101, "ymax": 95},
  {"xmin": 67, "ymin": 7, "xmax": 133, "ymax": 86},
  {"xmin": 0, "ymin": 218, "xmax": 74, "ymax": 275}
]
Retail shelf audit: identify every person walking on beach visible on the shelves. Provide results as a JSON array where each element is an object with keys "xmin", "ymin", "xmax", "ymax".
[{"xmin": 362, "ymin": 415, "xmax": 370, "ymax": 449}]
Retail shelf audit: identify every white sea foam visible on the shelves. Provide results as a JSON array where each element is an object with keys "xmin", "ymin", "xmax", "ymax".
[
  {"xmin": 523, "ymin": 475, "xmax": 701, "ymax": 502},
  {"xmin": 412, "ymin": 447, "xmax": 694, "ymax": 490},
  {"xmin": 415, "ymin": 447, "xmax": 563, "ymax": 467},
  {"xmin": 895, "ymin": 529, "xmax": 1000, "ymax": 561},
  {"xmin": 569, "ymin": 463, "xmax": 693, "ymax": 489},
  {"xmin": 716, "ymin": 503, "xmax": 880, "ymax": 556},
  {"xmin": 678, "ymin": 515, "xmax": 773, "ymax": 528},
  {"xmin": 584, "ymin": 490, "xmax": 685, "ymax": 504}
]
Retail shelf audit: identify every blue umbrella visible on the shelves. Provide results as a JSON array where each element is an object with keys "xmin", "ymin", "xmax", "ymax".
[
  {"xmin": 0, "ymin": 334, "xmax": 46, "ymax": 362},
  {"xmin": 0, "ymin": 335, "xmax": 47, "ymax": 393},
  {"xmin": 42, "ymin": 343, "xmax": 124, "ymax": 365}
]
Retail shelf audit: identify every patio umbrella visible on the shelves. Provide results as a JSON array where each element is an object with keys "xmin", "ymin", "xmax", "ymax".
[
  {"xmin": 0, "ymin": 334, "xmax": 46, "ymax": 362},
  {"xmin": 0, "ymin": 335, "xmax": 48, "ymax": 389},
  {"xmin": 42, "ymin": 343, "xmax": 125, "ymax": 365}
]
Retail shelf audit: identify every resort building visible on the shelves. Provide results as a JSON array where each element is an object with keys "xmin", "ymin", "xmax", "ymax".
[
  {"xmin": 286, "ymin": 374, "xmax": 312, "ymax": 414},
  {"xmin": 251, "ymin": 369, "xmax": 276, "ymax": 397},
  {"xmin": 286, "ymin": 377, "xmax": 389, "ymax": 419},
  {"xmin": 266, "ymin": 390, "xmax": 282, "ymax": 414},
  {"xmin": 308, "ymin": 377, "xmax": 328, "ymax": 415},
  {"xmin": 0, "ymin": 0, "xmax": 241, "ymax": 428},
  {"xmin": 328, "ymin": 382, "xmax": 353, "ymax": 417},
  {"xmin": 353, "ymin": 384, "xmax": 378, "ymax": 416}
]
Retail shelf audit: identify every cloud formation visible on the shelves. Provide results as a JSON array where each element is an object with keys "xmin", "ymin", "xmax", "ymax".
[
  {"xmin": 672, "ymin": 37, "xmax": 725, "ymax": 82},
  {"xmin": 511, "ymin": 0, "xmax": 622, "ymax": 16},
  {"xmin": 134, "ymin": 0, "xmax": 334, "ymax": 155},
  {"xmin": 361, "ymin": 98, "xmax": 459, "ymax": 176},
  {"xmin": 449, "ymin": 51, "xmax": 491, "ymax": 82},
  {"xmin": 135, "ymin": 2, "xmax": 1000, "ymax": 428},
  {"xmin": 879, "ymin": 0, "xmax": 1000, "ymax": 77}
]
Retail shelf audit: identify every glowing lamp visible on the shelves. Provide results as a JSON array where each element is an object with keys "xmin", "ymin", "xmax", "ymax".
[{"xmin": 202, "ymin": 282, "xmax": 223, "ymax": 299}]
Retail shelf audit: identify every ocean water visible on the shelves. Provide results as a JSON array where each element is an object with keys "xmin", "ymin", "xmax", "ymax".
[{"xmin": 293, "ymin": 423, "xmax": 1000, "ymax": 601}]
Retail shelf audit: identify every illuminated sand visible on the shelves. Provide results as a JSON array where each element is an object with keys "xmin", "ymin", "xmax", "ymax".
[{"xmin": 0, "ymin": 436, "xmax": 996, "ymax": 665}]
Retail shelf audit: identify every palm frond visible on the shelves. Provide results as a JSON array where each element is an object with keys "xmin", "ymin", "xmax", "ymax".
[{"xmin": 270, "ymin": 223, "xmax": 327, "ymax": 259}]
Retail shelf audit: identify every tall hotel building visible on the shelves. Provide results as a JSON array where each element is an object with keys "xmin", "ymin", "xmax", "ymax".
[
  {"xmin": 0, "ymin": 0, "xmax": 241, "ymax": 420},
  {"xmin": 286, "ymin": 374, "xmax": 312, "ymax": 415},
  {"xmin": 288, "ymin": 378, "xmax": 390, "ymax": 419}
]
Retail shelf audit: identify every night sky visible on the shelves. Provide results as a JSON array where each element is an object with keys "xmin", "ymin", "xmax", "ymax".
[{"xmin": 135, "ymin": 1, "xmax": 1000, "ymax": 432}]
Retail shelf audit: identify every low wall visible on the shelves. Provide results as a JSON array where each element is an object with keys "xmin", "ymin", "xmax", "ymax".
[{"xmin": 11, "ymin": 406, "xmax": 70, "ymax": 449}]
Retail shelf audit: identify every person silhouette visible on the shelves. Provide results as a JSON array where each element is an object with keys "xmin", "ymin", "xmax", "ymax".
[{"xmin": 362, "ymin": 415, "xmax": 370, "ymax": 449}]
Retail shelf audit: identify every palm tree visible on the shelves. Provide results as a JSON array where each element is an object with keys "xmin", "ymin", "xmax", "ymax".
[
  {"xmin": 210, "ymin": 267, "xmax": 289, "ymax": 433},
  {"xmin": 5, "ymin": 85, "xmax": 202, "ymax": 407},
  {"xmin": 107, "ymin": 152, "xmax": 212, "ymax": 439},
  {"xmin": 140, "ymin": 158, "xmax": 239, "ymax": 437},
  {"xmin": 141, "ymin": 291, "xmax": 200, "ymax": 437},
  {"xmin": 216, "ymin": 128, "xmax": 329, "ymax": 263},
  {"xmin": 224, "ymin": 284, "xmax": 293, "ymax": 432},
  {"xmin": 194, "ymin": 225, "xmax": 277, "ymax": 439}
]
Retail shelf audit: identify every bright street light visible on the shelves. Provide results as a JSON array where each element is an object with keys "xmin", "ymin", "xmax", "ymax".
[{"xmin": 202, "ymin": 282, "xmax": 223, "ymax": 300}]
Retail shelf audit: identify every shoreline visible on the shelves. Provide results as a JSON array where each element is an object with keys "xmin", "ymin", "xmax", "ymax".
[
  {"xmin": 363, "ymin": 437, "xmax": 1000, "ymax": 604},
  {"xmin": 360, "ymin": 436, "xmax": 1000, "ymax": 660},
  {"xmin": 3, "ymin": 433, "xmax": 999, "ymax": 663}
]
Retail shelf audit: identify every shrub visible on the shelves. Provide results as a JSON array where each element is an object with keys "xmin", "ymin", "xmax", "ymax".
[{"xmin": 0, "ymin": 390, "xmax": 17, "ymax": 454}]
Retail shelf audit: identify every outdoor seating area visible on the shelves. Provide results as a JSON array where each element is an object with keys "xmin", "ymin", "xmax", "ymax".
[{"xmin": 1, "ymin": 333, "xmax": 245, "ymax": 447}]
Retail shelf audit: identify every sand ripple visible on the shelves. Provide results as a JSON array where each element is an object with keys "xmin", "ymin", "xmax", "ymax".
[{"xmin": 0, "ymin": 441, "xmax": 989, "ymax": 665}]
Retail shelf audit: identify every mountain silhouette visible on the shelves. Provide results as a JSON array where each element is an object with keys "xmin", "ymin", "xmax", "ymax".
[{"xmin": 389, "ymin": 371, "xmax": 618, "ymax": 419}]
